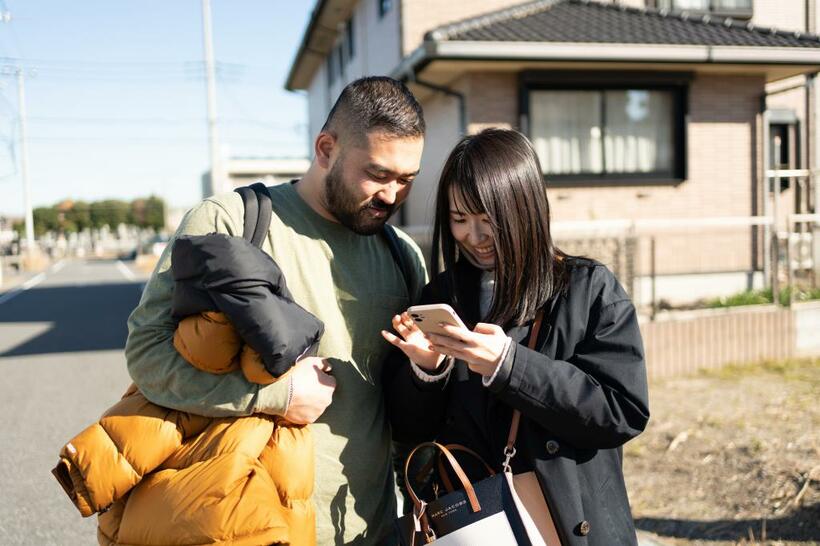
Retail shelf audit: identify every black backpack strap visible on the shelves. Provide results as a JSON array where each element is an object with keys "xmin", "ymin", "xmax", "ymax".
[
  {"xmin": 234, "ymin": 182, "xmax": 272, "ymax": 248},
  {"xmin": 249, "ymin": 182, "xmax": 272, "ymax": 248},
  {"xmin": 235, "ymin": 185, "xmax": 259, "ymax": 244},
  {"xmin": 382, "ymin": 223, "xmax": 413, "ymax": 298}
]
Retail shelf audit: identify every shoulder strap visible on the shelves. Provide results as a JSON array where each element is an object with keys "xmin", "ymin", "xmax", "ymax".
[
  {"xmin": 382, "ymin": 223, "xmax": 413, "ymax": 298},
  {"xmin": 504, "ymin": 309, "xmax": 545, "ymax": 469},
  {"xmin": 249, "ymin": 182, "xmax": 272, "ymax": 248},
  {"xmin": 234, "ymin": 182, "xmax": 272, "ymax": 248}
]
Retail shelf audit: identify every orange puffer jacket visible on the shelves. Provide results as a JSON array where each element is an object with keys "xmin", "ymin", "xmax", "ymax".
[{"xmin": 52, "ymin": 312, "xmax": 314, "ymax": 546}]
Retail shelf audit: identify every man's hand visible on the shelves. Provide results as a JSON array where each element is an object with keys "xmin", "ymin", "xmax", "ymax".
[{"xmin": 283, "ymin": 357, "xmax": 336, "ymax": 424}]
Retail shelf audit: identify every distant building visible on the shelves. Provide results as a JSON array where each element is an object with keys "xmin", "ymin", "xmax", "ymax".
[
  {"xmin": 0, "ymin": 216, "xmax": 19, "ymax": 248},
  {"xmin": 201, "ymin": 157, "xmax": 311, "ymax": 198}
]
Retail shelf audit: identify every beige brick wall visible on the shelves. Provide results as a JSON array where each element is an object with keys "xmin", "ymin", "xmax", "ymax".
[
  {"xmin": 463, "ymin": 71, "xmax": 519, "ymax": 133},
  {"xmin": 753, "ymin": 0, "xmax": 807, "ymax": 32},
  {"xmin": 410, "ymin": 70, "xmax": 768, "ymax": 276},
  {"xmin": 400, "ymin": 0, "xmax": 523, "ymax": 55}
]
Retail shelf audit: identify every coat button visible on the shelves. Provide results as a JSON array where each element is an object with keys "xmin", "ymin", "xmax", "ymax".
[
  {"xmin": 578, "ymin": 520, "xmax": 591, "ymax": 536},
  {"xmin": 545, "ymin": 440, "xmax": 560, "ymax": 455}
]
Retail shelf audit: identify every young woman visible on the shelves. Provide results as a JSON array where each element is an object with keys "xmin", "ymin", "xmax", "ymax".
[{"xmin": 382, "ymin": 128, "xmax": 649, "ymax": 546}]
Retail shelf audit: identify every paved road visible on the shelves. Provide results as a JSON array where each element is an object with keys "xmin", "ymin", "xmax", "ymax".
[
  {"xmin": 0, "ymin": 258, "xmax": 671, "ymax": 546},
  {"xmin": 0, "ymin": 259, "xmax": 146, "ymax": 545}
]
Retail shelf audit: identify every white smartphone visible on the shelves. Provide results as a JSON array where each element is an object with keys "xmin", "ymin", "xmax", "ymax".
[{"xmin": 406, "ymin": 303, "xmax": 468, "ymax": 336}]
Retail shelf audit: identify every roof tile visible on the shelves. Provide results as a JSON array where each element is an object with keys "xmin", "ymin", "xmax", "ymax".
[{"xmin": 427, "ymin": 0, "xmax": 820, "ymax": 48}]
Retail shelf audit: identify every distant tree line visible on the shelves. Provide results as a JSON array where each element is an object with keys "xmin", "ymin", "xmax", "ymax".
[{"xmin": 13, "ymin": 196, "xmax": 165, "ymax": 236}]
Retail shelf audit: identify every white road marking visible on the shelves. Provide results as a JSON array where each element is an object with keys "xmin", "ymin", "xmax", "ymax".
[
  {"xmin": 0, "ymin": 271, "xmax": 48, "ymax": 306},
  {"xmin": 49, "ymin": 259, "xmax": 66, "ymax": 274},
  {"xmin": 116, "ymin": 260, "xmax": 136, "ymax": 282}
]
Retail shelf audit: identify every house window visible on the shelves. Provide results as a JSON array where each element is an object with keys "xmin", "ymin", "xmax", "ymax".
[
  {"xmin": 655, "ymin": 0, "xmax": 752, "ymax": 18},
  {"xmin": 326, "ymin": 17, "xmax": 355, "ymax": 91},
  {"xmin": 769, "ymin": 116, "xmax": 800, "ymax": 192},
  {"xmin": 345, "ymin": 18, "xmax": 355, "ymax": 61},
  {"xmin": 378, "ymin": 0, "xmax": 393, "ymax": 18},
  {"xmin": 326, "ymin": 52, "xmax": 336, "ymax": 87},
  {"xmin": 523, "ymin": 77, "xmax": 688, "ymax": 182}
]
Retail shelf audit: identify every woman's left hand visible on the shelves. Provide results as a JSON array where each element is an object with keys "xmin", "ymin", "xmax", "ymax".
[{"xmin": 427, "ymin": 323, "xmax": 509, "ymax": 377}]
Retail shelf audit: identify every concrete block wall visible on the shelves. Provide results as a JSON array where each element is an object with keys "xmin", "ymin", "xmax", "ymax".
[{"xmin": 640, "ymin": 304, "xmax": 797, "ymax": 379}]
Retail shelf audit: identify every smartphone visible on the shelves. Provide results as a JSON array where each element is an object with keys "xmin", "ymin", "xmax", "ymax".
[{"xmin": 406, "ymin": 303, "xmax": 467, "ymax": 337}]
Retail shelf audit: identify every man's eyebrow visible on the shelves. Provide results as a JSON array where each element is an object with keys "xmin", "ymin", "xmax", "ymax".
[{"xmin": 366, "ymin": 163, "xmax": 419, "ymax": 177}]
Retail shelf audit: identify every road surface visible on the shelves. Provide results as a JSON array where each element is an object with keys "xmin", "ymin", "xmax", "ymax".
[{"xmin": 0, "ymin": 258, "xmax": 145, "ymax": 545}]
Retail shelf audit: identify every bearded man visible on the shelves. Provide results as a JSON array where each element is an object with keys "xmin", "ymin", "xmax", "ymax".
[{"xmin": 125, "ymin": 76, "xmax": 427, "ymax": 545}]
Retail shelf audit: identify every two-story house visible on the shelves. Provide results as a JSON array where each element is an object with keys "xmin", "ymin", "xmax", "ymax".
[{"xmin": 285, "ymin": 0, "xmax": 820, "ymax": 306}]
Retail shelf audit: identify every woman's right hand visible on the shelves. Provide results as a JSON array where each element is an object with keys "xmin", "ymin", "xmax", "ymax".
[{"xmin": 381, "ymin": 312, "xmax": 445, "ymax": 371}]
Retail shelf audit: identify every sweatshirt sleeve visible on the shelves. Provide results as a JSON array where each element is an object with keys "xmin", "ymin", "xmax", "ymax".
[{"xmin": 124, "ymin": 197, "xmax": 291, "ymax": 417}]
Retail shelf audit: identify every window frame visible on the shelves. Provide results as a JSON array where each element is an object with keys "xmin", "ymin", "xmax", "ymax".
[
  {"xmin": 519, "ymin": 71, "xmax": 691, "ymax": 186},
  {"xmin": 345, "ymin": 17, "xmax": 355, "ymax": 61},
  {"xmin": 378, "ymin": 0, "xmax": 393, "ymax": 19}
]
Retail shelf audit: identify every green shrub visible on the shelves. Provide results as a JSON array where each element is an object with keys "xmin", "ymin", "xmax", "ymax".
[{"xmin": 707, "ymin": 286, "xmax": 820, "ymax": 308}]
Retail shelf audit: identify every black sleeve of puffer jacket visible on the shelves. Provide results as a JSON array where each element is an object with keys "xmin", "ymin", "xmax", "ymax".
[
  {"xmin": 172, "ymin": 234, "xmax": 324, "ymax": 377},
  {"xmin": 488, "ymin": 286, "xmax": 649, "ymax": 451},
  {"xmin": 382, "ymin": 282, "xmax": 451, "ymax": 444}
]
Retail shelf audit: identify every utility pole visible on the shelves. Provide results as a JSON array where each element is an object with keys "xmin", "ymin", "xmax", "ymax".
[
  {"xmin": 201, "ymin": 0, "xmax": 226, "ymax": 196},
  {"xmin": 17, "ymin": 68, "xmax": 34, "ymax": 257}
]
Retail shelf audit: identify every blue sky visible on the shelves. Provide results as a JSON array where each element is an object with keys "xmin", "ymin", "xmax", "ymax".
[{"xmin": 0, "ymin": 1, "xmax": 314, "ymax": 216}]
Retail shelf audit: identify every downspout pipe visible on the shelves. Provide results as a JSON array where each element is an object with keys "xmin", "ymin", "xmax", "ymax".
[{"xmin": 407, "ymin": 73, "xmax": 467, "ymax": 136}]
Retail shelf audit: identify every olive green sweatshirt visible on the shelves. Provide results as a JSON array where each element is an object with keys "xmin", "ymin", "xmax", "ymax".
[{"xmin": 125, "ymin": 182, "xmax": 426, "ymax": 544}]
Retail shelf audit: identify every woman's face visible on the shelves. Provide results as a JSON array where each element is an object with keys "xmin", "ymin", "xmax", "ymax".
[{"xmin": 449, "ymin": 188, "xmax": 496, "ymax": 269}]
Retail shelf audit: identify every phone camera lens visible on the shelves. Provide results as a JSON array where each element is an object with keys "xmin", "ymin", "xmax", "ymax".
[{"xmin": 410, "ymin": 314, "xmax": 420, "ymax": 319}]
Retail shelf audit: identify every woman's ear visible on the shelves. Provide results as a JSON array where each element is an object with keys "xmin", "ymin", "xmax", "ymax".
[{"xmin": 314, "ymin": 131, "xmax": 336, "ymax": 169}]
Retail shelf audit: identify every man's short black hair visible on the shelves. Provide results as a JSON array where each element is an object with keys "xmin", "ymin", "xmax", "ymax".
[{"xmin": 321, "ymin": 76, "xmax": 425, "ymax": 144}]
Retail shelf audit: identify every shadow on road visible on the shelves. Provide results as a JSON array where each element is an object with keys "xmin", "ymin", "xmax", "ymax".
[
  {"xmin": 635, "ymin": 503, "xmax": 820, "ymax": 541},
  {"xmin": 0, "ymin": 282, "xmax": 143, "ymax": 356}
]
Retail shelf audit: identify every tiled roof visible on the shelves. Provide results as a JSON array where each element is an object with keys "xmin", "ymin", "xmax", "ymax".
[{"xmin": 426, "ymin": 0, "xmax": 820, "ymax": 48}]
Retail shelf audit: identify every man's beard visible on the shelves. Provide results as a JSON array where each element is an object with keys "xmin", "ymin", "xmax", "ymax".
[{"xmin": 324, "ymin": 157, "xmax": 397, "ymax": 235}]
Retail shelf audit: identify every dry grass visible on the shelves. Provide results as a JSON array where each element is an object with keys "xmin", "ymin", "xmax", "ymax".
[{"xmin": 625, "ymin": 358, "xmax": 819, "ymax": 546}]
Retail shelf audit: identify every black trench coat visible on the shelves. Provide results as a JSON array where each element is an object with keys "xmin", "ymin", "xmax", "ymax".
[{"xmin": 384, "ymin": 258, "xmax": 650, "ymax": 546}]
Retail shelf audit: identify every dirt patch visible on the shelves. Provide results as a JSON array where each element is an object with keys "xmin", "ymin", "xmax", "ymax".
[{"xmin": 624, "ymin": 358, "xmax": 820, "ymax": 546}]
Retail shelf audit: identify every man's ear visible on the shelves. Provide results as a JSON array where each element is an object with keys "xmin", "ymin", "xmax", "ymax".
[{"xmin": 314, "ymin": 131, "xmax": 337, "ymax": 170}]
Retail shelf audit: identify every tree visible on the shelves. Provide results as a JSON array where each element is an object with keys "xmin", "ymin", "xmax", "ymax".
[
  {"xmin": 144, "ymin": 196, "xmax": 165, "ymax": 230},
  {"xmin": 67, "ymin": 201, "xmax": 91, "ymax": 231},
  {"xmin": 90, "ymin": 200, "xmax": 130, "ymax": 229},
  {"xmin": 32, "ymin": 207, "xmax": 59, "ymax": 236}
]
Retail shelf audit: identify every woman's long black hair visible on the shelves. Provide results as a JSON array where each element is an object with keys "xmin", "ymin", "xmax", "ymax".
[{"xmin": 431, "ymin": 128, "xmax": 570, "ymax": 327}]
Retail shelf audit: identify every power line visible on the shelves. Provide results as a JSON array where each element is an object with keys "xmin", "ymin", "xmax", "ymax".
[
  {"xmin": 25, "ymin": 135, "xmax": 303, "ymax": 146},
  {"xmin": 0, "ymin": 57, "xmax": 275, "ymax": 84},
  {"xmin": 25, "ymin": 115, "xmax": 307, "ymax": 132}
]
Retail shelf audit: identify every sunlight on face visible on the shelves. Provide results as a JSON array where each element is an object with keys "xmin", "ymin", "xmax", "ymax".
[
  {"xmin": 326, "ymin": 131, "xmax": 423, "ymax": 234},
  {"xmin": 448, "ymin": 188, "xmax": 496, "ymax": 269}
]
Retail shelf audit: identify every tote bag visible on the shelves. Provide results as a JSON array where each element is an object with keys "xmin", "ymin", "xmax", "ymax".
[{"xmin": 394, "ymin": 442, "xmax": 538, "ymax": 545}]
